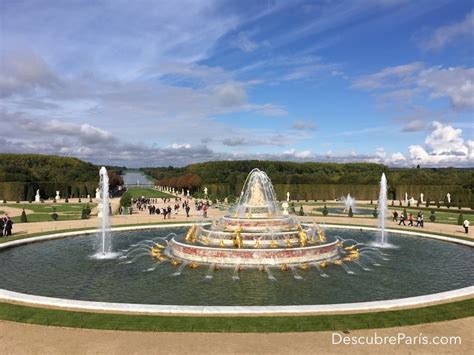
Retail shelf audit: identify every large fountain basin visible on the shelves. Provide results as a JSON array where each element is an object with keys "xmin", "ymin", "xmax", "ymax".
[{"xmin": 0, "ymin": 224, "xmax": 472, "ymax": 310}]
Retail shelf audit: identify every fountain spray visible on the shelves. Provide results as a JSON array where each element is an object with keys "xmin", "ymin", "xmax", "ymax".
[
  {"xmin": 99, "ymin": 166, "xmax": 111, "ymax": 255},
  {"xmin": 378, "ymin": 173, "xmax": 387, "ymax": 245}
]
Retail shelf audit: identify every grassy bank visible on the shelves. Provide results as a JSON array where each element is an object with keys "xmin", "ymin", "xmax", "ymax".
[{"xmin": 0, "ymin": 299, "xmax": 472, "ymax": 332}]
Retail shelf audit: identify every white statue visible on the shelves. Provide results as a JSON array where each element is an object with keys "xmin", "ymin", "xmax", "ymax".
[
  {"xmin": 55, "ymin": 191, "xmax": 60, "ymax": 200},
  {"xmin": 420, "ymin": 193, "xmax": 424, "ymax": 203},
  {"xmin": 204, "ymin": 187, "xmax": 208, "ymax": 196},
  {"xmin": 286, "ymin": 191, "xmax": 290, "ymax": 202},
  {"xmin": 224, "ymin": 197, "xmax": 228, "ymax": 203},
  {"xmin": 35, "ymin": 189, "xmax": 40, "ymax": 202},
  {"xmin": 137, "ymin": 179, "xmax": 140, "ymax": 186},
  {"xmin": 446, "ymin": 193, "xmax": 451, "ymax": 204},
  {"xmin": 182, "ymin": 188, "xmax": 184, "ymax": 195},
  {"xmin": 95, "ymin": 188, "xmax": 100, "ymax": 200},
  {"xmin": 187, "ymin": 189, "xmax": 190, "ymax": 197},
  {"xmin": 282, "ymin": 202, "xmax": 289, "ymax": 216},
  {"xmin": 405, "ymin": 192, "xmax": 408, "ymax": 203}
]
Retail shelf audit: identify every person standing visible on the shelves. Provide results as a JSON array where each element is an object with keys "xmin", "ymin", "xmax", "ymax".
[
  {"xmin": 0, "ymin": 217, "xmax": 4, "ymax": 237},
  {"xmin": 463, "ymin": 219, "xmax": 470, "ymax": 234},
  {"xmin": 4, "ymin": 215, "xmax": 13, "ymax": 236},
  {"xmin": 185, "ymin": 204, "xmax": 190, "ymax": 217}
]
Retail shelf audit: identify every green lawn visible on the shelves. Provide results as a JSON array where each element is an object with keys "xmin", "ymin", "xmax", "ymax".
[
  {"xmin": 126, "ymin": 187, "xmax": 174, "ymax": 198},
  {"xmin": 388, "ymin": 207, "xmax": 474, "ymax": 225},
  {"xmin": 5, "ymin": 203, "xmax": 97, "ymax": 224},
  {"xmin": 0, "ymin": 298, "xmax": 472, "ymax": 332}
]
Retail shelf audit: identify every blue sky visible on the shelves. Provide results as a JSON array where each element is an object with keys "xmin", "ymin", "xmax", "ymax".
[{"xmin": 1, "ymin": 0, "xmax": 473, "ymax": 167}]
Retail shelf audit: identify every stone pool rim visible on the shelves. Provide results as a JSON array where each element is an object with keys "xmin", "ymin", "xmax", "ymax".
[{"xmin": 0, "ymin": 223, "xmax": 472, "ymax": 315}]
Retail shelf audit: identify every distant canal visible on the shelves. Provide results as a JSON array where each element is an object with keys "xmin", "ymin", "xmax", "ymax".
[{"xmin": 122, "ymin": 171, "xmax": 155, "ymax": 186}]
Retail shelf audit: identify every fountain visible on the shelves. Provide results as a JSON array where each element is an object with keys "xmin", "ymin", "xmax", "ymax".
[
  {"xmin": 377, "ymin": 173, "xmax": 388, "ymax": 246},
  {"xmin": 161, "ymin": 169, "xmax": 347, "ymax": 268},
  {"xmin": 341, "ymin": 193, "xmax": 355, "ymax": 213},
  {"xmin": 93, "ymin": 167, "xmax": 117, "ymax": 259}
]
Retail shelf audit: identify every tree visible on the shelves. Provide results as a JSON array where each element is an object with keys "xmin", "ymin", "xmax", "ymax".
[
  {"xmin": 20, "ymin": 208, "xmax": 27, "ymax": 223},
  {"xmin": 458, "ymin": 214, "xmax": 464, "ymax": 226},
  {"xmin": 348, "ymin": 206, "xmax": 353, "ymax": 217},
  {"xmin": 26, "ymin": 185, "xmax": 35, "ymax": 202}
]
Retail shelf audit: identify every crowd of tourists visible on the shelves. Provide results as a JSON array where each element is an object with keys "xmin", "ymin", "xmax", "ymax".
[
  {"xmin": 1, "ymin": 215, "xmax": 13, "ymax": 237},
  {"xmin": 392, "ymin": 210, "xmax": 424, "ymax": 227},
  {"xmin": 130, "ymin": 196, "xmax": 211, "ymax": 219}
]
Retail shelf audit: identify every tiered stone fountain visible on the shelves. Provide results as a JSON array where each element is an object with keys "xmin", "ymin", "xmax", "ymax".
[{"xmin": 163, "ymin": 169, "xmax": 343, "ymax": 267}]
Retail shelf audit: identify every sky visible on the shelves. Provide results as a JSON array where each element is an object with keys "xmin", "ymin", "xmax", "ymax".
[{"xmin": 1, "ymin": 0, "xmax": 473, "ymax": 167}]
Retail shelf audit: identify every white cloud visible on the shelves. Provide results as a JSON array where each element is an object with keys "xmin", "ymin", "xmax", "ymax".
[
  {"xmin": 283, "ymin": 148, "xmax": 313, "ymax": 159},
  {"xmin": 352, "ymin": 62, "xmax": 474, "ymax": 110},
  {"xmin": 418, "ymin": 67, "xmax": 474, "ymax": 110},
  {"xmin": 422, "ymin": 10, "xmax": 474, "ymax": 50},
  {"xmin": 231, "ymin": 32, "xmax": 258, "ymax": 52},
  {"xmin": 408, "ymin": 121, "xmax": 474, "ymax": 166},
  {"xmin": 292, "ymin": 120, "xmax": 317, "ymax": 130}
]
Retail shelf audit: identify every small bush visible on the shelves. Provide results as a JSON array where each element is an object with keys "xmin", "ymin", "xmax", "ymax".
[
  {"xmin": 65, "ymin": 198, "xmax": 69, "ymax": 203},
  {"xmin": 78, "ymin": 198, "xmax": 82, "ymax": 203},
  {"xmin": 458, "ymin": 214, "xmax": 464, "ymax": 226},
  {"xmin": 391, "ymin": 200, "xmax": 394, "ymax": 206},
  {"xmin": 322, "ymin": 205, "xmax": 328, "ymax": 216},
  {"xmin": 348, "ymin": 206, "xmax": 353, "ymax": 217},
  {"xmin": 20, "ymin": 209, "xmax": 27, "ymax": 223},
  {"xmin": 372, "ymin": 207, "xmax": 378, "ymax": 218},
  {"xmin": 120, "ymin": 192, "xmax": 132, "ymax": 208},
  {"xmin": 399, "ymin": 200, "xmax": 402, "ymax": 206},
  {"xmin": 51, "ymin": 212, "xmax": 58, "ymax": 221},
  {"xmin": 2, "ymin": 199, "xmax": 6, "ymax": 203},
  {"xmin": 430, "ymin": 211, "xmax": 436, "ymax": 222},
  {"xmin": 437, "ymin": 200, "xmax": 441, "ymax": 209},
  {"xmin": 299, "ymin": 205, "xmax": 304, "ymax": 216},
  {"xmin": 370, "ymin": 200, "xmax": 373, "ymax": 205}
]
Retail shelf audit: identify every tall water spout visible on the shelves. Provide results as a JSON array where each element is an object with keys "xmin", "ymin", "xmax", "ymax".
[
  {"xmin": 93, "ymin": 166, "xmax": 115, "ymax": 258},
  {"xmin": 378, "ymin": 173, "xmax": 388, "ymax": 245}
]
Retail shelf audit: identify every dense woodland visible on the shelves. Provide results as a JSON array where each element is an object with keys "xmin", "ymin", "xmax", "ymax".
[
  {"xmin": 143, "ymin": 161, "xmax": 473, "ymax": 204},
  {"xmin": 0, "ymin": 154, "xmax": 124, "ymax": 201},
  {"xmin": 0, "ymin": 155, "xmax": 472, "ymax": 204}
]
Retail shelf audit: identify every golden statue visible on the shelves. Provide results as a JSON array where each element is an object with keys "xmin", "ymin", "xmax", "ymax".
[
  {"xmin": 233, "ymin": 227, "xmax": 243, "ymax": 248},
  {"xmin": 298, "ymin": 226, "xmax": 308, "ymax": 247},
  {"xmin": 185, "ymin": 225, "xmax": 197, "ymax": 243},
  {"xmin": 253, "ymin": 238, "xmax": 260, "ymax": 248},
  {"xmin": 317, "ymin": 228, "xmax": 326, "ymax": 243}
]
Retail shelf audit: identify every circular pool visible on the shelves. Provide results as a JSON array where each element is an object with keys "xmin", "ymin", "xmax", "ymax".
[{"xmin": 0, "ymin": 226, "xmax": 472, "ymax": 309}]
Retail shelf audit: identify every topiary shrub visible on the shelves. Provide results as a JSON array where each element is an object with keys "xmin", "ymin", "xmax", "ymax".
[
  {"xmin": 425, "ymin": 198, "xmax": 430, "ymax": 208},
  {"xmin": 458, "ymin": 213, "xmax": 464, "ymax": 226},
  {"xmin": 403, "ymin": 208, "xmax": 407, "ymax": 219},
  {"xmin": 370, "ymin": 200, "xmax": 373, "ymax": 205},
  {"xmin": 322, "ymin": 205, "xmax": 328, "ymax": 216},
  {"xmin": 430, "ymin": 210, "xmax": 436, "ymax": 222},
  {"xmin": 51, "ymin": 208, "xmax": 58, "ymax": 221},
  {"xmin": 299, "ymin": 205, "xmax": 304, "ymax": 216},
  {"xmin": 437, "ymin": 200, "xmax": 441, "ymax": 209},
  {"xmin": 65, "ymin": 198, "xmax": 69, "ymax": 203},
  {"xmin": 391, "ymin": 200, "xmax": 394, "ymax": 206},
  {"xmin": 399, "ymin": 200, "xmax": 402, "ymax": 207},
  {"xmin": 120, "ymin": 192, "xmax": 132, "ymax": 208},
  {"xmin": 78, "ymin": 198, "xmax": 82, "ymax": 203},
  {"xmin": 20, "ymin": 209, "xmax": 27, "ymax": 223},
  {"xmin": 2, "ymin": 199, "xmax": 6, "ymax": 203},
  {"xmin": 348, "ymin": 206, "xmax": 353, "ymax": 217},
  {"xmin": 372, "ymin": 207, "xmax": 378, "ymax": 218}
]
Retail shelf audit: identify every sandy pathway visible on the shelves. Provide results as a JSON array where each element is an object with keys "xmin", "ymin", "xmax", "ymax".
[{"xmin": 0, "ymin": 317, "xmax": 471, "ymax": 354}]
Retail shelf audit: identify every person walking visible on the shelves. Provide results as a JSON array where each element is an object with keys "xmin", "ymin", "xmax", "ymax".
[
  {"xmin": 398, "ymin": 213, "xmax": 406, "ymax": 226},
  {"xmin": 408, "ymin": 213, "xmax": 413, "ymax": 226},
  {"xmin": 463, "ymin": 219, "xmax": 470, "ymax": 234},
  {"xmin": 392, "ymin": 211, "xmax": 398, "ymax": 222},
  {"xmin": 185, "ymin": 204, "xmax": 190, "ymax": 217}
]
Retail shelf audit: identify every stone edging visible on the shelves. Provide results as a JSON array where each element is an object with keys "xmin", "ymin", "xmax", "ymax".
[{"xmin": 0, "ymin": 224, "xmax": 472, "ymax": 315}]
